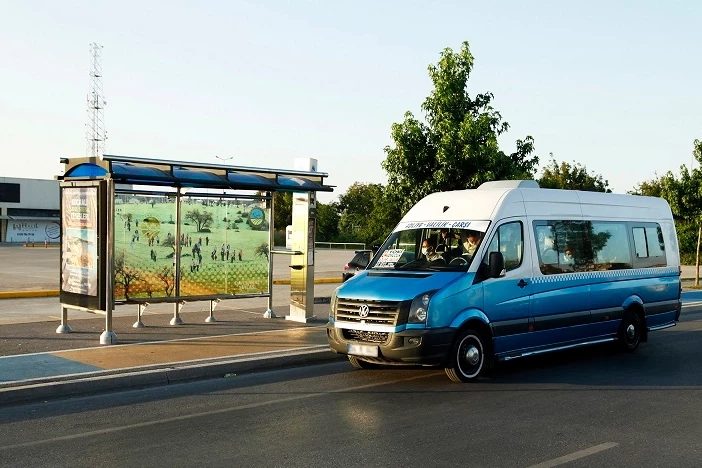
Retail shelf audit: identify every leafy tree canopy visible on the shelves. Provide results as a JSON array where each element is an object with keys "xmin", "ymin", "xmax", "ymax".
[
  {"xmin": 273, "ymin": 192, "xmax": 292, "ymax": 231},
  {"xmin": 316, "ymin": 202, "xmax": 340, "ymax": 242},
  {"xmin": 538, "ymin": 156, "xmax": 611, "ymax": 192},
  {"xmin": 382, "ymin": 41, "xmax": 539, "ymax": 215},
  {"xmin": 184, "ymin": 209, "xmax": 213, "ymax": 232}
]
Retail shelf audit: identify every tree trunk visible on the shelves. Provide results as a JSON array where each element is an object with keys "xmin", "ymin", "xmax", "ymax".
[{"xmin": 696, "ymin": 225, "xmax": 701, "ymax": 286}]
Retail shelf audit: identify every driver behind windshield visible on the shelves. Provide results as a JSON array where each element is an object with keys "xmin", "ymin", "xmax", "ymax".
[
  {"xmin": 421, "ymin": 238, "xmax": 444, "ymax": 262},
  {"xmin": 461, "ymin": 230, "xmax": 481, "ymax": 256}
]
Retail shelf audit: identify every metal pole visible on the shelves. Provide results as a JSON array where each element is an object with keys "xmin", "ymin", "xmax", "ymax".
[
  {"xmin": 56, "ymin": 305, "xmax": 72, "ymax": 333},
  {"xmin": 264, "ymin": 191, "xmax": 276, "ymax": 318},
  {"xmin": 133, "ymin": 303, "xmax": 147, "ymax": 328},
  {"xmin": 171, "ymin": 189, "xmax": 184, "ymax": 325},
  {"xmin": 100, "ymin": 179, "xmax": 118, "ymax": 344},
  {"xmin": 206, "ymin": 298, "xmax": 220, "ymax": 323}
]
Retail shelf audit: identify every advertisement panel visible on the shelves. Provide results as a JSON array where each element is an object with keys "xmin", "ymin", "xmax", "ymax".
[
  {"xmin": 113, "ymin": 193, "xmax": 177, "ymax": 300},
  {"xmin": 61, "ymin": 187, "xmax": 99, "ymax": 296},
  {"xmin": 112, "ymin": 193, "xmax": 270, "ymax": 301},
  {"xmin": 6, "ymin": 220, "xmax": 61, "ymax": 243}
]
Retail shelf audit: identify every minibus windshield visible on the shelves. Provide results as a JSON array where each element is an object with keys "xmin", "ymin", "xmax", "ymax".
[{"xmin": 369, "ymin": 222, "xmax": 489, "ymax": 272}]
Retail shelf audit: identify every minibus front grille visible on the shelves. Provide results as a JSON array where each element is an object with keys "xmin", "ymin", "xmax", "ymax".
[
  {"xmin": 335, "ymin": 299, "xmax": 408, "ymax": 326},
  {"xmin": 343, "ymin": 329, "xmax": 390, "ymax": 343}
]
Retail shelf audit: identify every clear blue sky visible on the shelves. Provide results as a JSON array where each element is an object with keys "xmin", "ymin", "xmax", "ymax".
[{"xmin": 1, "ymin": 1, "xmax": 700, "ymax": 203}]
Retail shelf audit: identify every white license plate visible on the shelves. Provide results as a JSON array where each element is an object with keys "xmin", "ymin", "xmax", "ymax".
[{"xmin": 347, "ymin": 344, "xmax": 378, "ymax": 357}]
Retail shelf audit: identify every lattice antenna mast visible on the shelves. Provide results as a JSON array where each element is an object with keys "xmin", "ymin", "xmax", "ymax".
[{"xmin": 86, "ymin": 43, "xmax": 107, "ymax": 158}]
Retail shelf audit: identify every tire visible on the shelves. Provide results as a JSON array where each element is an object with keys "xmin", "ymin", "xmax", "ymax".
[
  {"xmin": 348, "ymin": 355, "xmax": 379, "ymax": 370},
  {"xmin": 445, "ymin": 328, "xmax": 486, "ymax": 382},
  {"xmin": 618, "ymin": 310, "xmax": 642, "ymax": 352}
]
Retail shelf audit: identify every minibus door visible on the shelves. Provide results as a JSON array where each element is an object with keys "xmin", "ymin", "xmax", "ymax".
[{"xmin": 481, "ymin": 219, "xmax": 533, "ymax": 355}]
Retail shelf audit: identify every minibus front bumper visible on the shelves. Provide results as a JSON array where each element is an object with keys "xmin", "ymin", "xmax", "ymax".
[{"xmin": 326, "ymin": 324, "xmax": 455, "ymax": 365}]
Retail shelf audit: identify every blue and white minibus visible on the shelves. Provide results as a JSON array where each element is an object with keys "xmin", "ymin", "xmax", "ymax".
[{"xmin": 327, "ymin": 180, "xmax": 682, "ymax": 382}]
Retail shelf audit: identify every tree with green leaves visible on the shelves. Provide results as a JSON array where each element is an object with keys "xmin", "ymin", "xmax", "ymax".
[
  {"xmin": 273, "ymin": 192, "xmax": 292, "ymax": 231},
  {"xmin": 255, "ymin": 242, "xmax": 270, "ymax": 261},
  {"xmin": 632, "ymin": 138, "xmax": 702, "ymax": 284},
  {"xmin": 184, "ymin": 209, "xmax": 213, "ymax": 232},
  {"xmin": 336, "ymin": 183, "xmax": 396, "ymax": 247},
  {"xmin": 316, "ymin": 202, "xmax": 340, "ymax": 241},
  {"xmin": 382, "ymin": 41, "xmax": 539, "ymax": 216},
  {"xmin": 538, "ymin": 155, "xmax": 611, "ymax": 192}
]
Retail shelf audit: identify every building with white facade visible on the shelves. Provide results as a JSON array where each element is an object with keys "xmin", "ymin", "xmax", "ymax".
[{"xmin": 0, "ymin": 178, "xmax": 60, "ymax": 243}]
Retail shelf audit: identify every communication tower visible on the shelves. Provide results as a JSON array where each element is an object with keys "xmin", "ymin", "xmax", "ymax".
[{"xmin": 86, "ymin": 42, "xmax": 107, "ymax": 158}]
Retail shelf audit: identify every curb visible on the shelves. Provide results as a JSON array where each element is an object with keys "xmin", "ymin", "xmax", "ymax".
[
  {"xmin": 0, "ymin": 347, "xmax": 345, "ymax": 406},
  {"xmin": 0, "ymin": 290, "xmax": 60, "ymax": 299}
]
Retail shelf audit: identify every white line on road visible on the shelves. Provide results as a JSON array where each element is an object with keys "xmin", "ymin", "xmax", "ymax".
[
  {"xmin": 0, "ymin": 371, "xmax": 442, "ymax": 451},
  {"xmin": 526, "ymin": 442, "xmax": 619, "ymax": 468}
]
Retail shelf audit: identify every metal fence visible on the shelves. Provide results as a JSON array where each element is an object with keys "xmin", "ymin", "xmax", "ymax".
[{"xmin": 315, "ymin": 242, "xmax": 366, "ymax": 250}]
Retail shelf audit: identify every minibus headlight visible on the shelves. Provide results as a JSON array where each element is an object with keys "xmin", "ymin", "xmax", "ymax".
[
  {"xmin": 409, "ymin": 291, "xmax": 436, "ymax": 324},
  {"xmin": 330, "ymin": 288, "xmax": 339, "ymax": 321}
]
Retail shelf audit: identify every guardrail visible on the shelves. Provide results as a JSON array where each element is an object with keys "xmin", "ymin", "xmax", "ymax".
[{"xmin": 314, "ymin": 242, "xmax": 366, "ymax": 250}]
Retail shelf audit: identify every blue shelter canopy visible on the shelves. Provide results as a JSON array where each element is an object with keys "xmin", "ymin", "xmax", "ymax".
[{"xmin": 60, "ymin": 154, "xmax": 334, "ymax": 193}]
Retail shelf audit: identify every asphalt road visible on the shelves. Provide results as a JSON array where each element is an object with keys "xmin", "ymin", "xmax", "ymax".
[{"xmin": 2, "ymin": 308, "xmax": 702, "ymax": 468}]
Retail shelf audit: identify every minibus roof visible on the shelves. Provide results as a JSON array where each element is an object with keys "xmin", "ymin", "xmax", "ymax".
[{"xmin": 400, "ymin": 182, "xmax": 673, "ymax": 224}]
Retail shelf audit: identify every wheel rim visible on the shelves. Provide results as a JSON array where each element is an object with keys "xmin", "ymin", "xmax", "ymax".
[
  {"xmin": 457, "ymin": 335, "xmax": 483, "ymax": 378},
  {"xmin": 625, "ymin": 318, "xmax": 640, "ymax": 347}
]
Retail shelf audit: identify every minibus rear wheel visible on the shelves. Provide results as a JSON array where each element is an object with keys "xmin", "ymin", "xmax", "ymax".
[
  {"xmin": 445, "ymin": 328, "xmax": 485, "ymax": 382},
  {"xmin": 618, "ymin": 310, "xmax": 642, "ymax": 352}
]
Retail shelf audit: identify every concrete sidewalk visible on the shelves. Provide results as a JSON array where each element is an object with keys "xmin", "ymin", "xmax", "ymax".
[{"xmin": 0, "ymin": 296, "xmax": 343, "ymax": 405}]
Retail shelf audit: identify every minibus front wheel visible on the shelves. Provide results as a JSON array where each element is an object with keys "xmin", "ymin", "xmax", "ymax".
[
  {"xmin": 445, "ymin": 328, "xmax": 486, "ymax": 383},
  {"xmin": 348, "ymin": 355, "xmax": 380, "ymax": 370}
]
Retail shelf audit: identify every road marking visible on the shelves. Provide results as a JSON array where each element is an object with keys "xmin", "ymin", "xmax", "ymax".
[
  {"xmin": 0, "ymin": 371, "xmax": 442, "ymax": 451},
  {"xmin": 526, "ymin": 442, "xmax": 619, "ymax": 468}
]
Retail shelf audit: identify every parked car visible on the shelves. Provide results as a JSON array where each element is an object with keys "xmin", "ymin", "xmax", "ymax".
[{"xmin": 342, "ymin": 250, "xmax": 372, "ymax": 282}]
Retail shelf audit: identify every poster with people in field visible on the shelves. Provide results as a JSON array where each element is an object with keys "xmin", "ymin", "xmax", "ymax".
[{"xmin": 113, "ymin": 193, "xmax": 270, "ymax": 301}]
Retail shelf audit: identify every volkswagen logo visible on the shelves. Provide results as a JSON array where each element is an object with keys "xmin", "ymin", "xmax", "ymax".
[{"xmin": 358, "ymin": 304, "xmax": 370, "ymax": 318}]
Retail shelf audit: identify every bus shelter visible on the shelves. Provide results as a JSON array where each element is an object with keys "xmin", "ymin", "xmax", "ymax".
[{"xmin": 57, "ymin": 154, "xmax": 332, "ymax": 344}]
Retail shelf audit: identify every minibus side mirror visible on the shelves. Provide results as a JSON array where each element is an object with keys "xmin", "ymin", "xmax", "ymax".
[{"xmin": 488, "ymin": 251, "xmax": 505, "ymax": 278}]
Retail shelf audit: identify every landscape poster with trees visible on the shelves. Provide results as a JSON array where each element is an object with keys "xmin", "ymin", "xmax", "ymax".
[{"xmin": 113, "ymin": 193, "xmax": 271, "ymax": 301}]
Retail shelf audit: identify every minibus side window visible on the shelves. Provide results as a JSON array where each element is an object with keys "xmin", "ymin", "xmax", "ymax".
[
  {"xmin": 633, "ymin": 228, "xmax": 648, "ymax": 258},
  {"xmin": 591, "ymin": 222, "xmax": 632, "ymax": 270},
  {"xmin": 631, "ymin": 223, "xmax": 666, "ymax": 268},
  {"xmin": 535, "ymin": 220, "xmax": 588, "ymax": 274},
  {"xmin": 646, "ymin": 226, "xmax": 665, "ymax": 257},
  {"xmin": 485, "ymin": 221, "xmax": 523, "ymax": 272}
]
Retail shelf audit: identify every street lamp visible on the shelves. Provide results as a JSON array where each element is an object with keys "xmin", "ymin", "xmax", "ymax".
[{"xmin": 215, "ymin": 155, "xmax": 233, "ymax": 164}]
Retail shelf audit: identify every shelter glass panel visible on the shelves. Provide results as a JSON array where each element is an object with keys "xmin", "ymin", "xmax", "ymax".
[
  {"xmin": 114, "ymin": 193, "xmax": 177, "ymax": 300},
  {"xmin": 179, "ymin": 196, "xmax": 270, "ymax": 296}
]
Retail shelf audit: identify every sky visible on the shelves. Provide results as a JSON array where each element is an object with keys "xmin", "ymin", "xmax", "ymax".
[{"xmin": 1, "ymin": 1, "xmax": 701, "ymax": 204}]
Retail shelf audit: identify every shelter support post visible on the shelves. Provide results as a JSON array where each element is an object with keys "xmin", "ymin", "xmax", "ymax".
[
  {"xmin": 171, "ymin": 300, "xmax": 185, "ymax": 325},
  {"xmin": 100, "ymin": 178, "xmax": 118, "ymax": 345},
  {"xmin": 56, "ymin": 306, "xmax": 72, "ymax": 334},
  {"xmin": 134, "ymin": 303, "xmax": 148, "ymax": 328},
  {"xmin": 206, "ymin": 299, "xmax": 220, "ymax": 323},
  {"xmin": 264, "ymin": 191, "xmax": 277, "ymax": 319}
]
